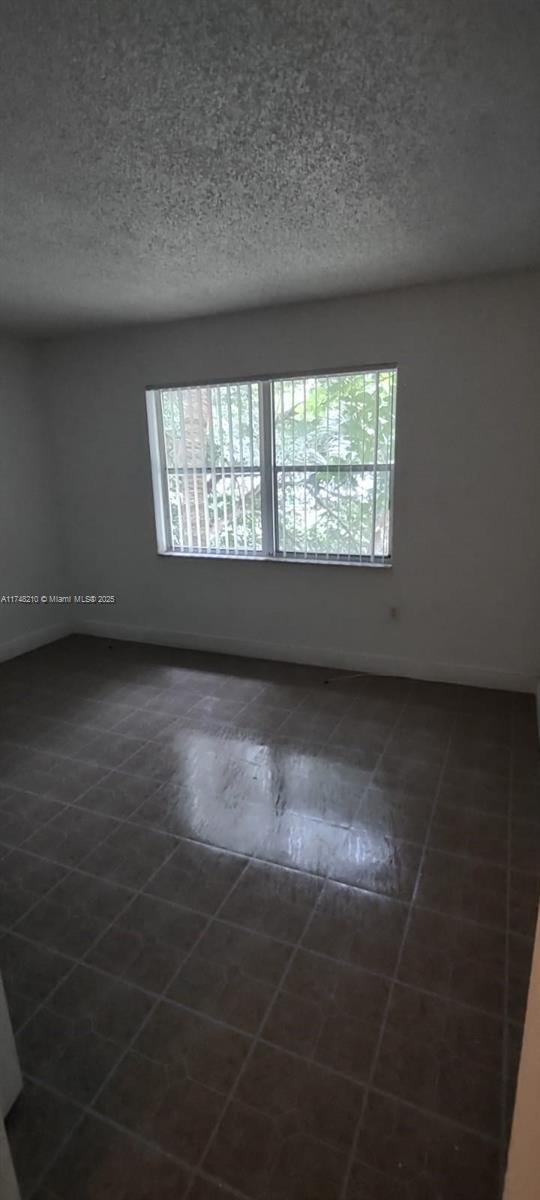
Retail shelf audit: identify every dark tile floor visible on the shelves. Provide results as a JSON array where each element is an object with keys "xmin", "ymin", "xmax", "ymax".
[{"xmin": 1, "ymin": 635, "xmax": 538, "ymax": 1200}]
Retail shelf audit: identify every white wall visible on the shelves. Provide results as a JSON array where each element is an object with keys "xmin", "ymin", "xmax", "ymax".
[
  {"xmin": 40, "ymin": 271, "xmax": 540, "ymax": 691},
  {"xmin": 0, "ymin": 338, "xmax": 67, "ymax": 660}
]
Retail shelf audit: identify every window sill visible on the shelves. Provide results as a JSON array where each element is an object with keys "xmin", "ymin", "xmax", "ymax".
[{"xmin": 156, "ymin": 550, "xmax": 392, "ymax": 568}]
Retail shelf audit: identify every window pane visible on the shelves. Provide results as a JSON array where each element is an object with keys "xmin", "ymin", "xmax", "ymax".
[
  {"xmin": 274, "ymin": 372, "xmax": 392, "ymax": 468},
  {"xmin": 151, "ymin": 367, "xmax": 396, "ymax": 562},
  {"xmin": 276, "ymin": 468, "xmax": 379, "ymax": 558},
  {"xmin": 273, "ymin": 368, "xmax": 396, "ymax": 560},
  {"xmin": 159, "ymin": 383, "xmax": 263, "ymax": 553}
]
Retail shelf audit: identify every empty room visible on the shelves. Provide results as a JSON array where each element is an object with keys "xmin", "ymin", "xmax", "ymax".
[{"xmin": 1, "ymin": 2, "xmax": 540, "ymax": 1198}]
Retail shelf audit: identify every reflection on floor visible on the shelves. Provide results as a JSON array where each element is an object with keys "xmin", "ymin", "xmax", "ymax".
[{"xmin": 1, "ymin": 635, "xmax": 538, "ymax": 1199}]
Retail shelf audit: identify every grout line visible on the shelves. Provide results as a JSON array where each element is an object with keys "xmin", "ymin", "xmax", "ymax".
[
  {"xmin": 338, "ymin": 711, "xmax": 455, "ymax": 1200},
  {"xmin": 197, "ymin": 691, "xmax": 412, "ymax": 1194},
  {"xmin": 23, "ymin": 1064, "xmax": 353, "ymax": 1200},
  {"xmin": 20, "ymin": 1073, "xmax": 195, "ymax": 1199},
  {"xmin": 11, "ymin": 870, "xmax": 161, "ymax": 1042},
  {"xmin": 3, "ymin": 915, "xmax": 509, "ymax": 1044},
  {"xmin": 2, "ymin": 735, "xmax": 523, "ymax": 863},
  {"xmin": 22, "ymin": 837, "xmax": 253, "ymax": 1199},
  {"xmin": 69, "ymin": 853, "xmax": 261, "ymax": 1190},
  {"xmin": 3, "ymin": 779, "xmax": 438, "ymax": 857},
  {"xmin": 3, "ymin": 819, "xmax": 133, "ymax": 953},
  {"xmin": 191, "ymin": 892, "xmax": 321, "ymax": 1178},
  {"xmin": 0, "ymin": 821, "xmax": 516, "ymax": 936},
  {"xmin": 1, "ymin": 657, "xmax": 532, "ymax": 1200},
  {"xmin": 366, "ymin": 1081, "xmax": 500, "ymax": 1143},
  {"xmin": 20, "ymin": 1051, "xmax": 501, "ymax": 1200}
]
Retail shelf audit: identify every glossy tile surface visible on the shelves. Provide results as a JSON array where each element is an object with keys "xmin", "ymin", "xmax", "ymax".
[{"xmin": 0, "ymin": 634, "xmax": 537, "ymax": 1199}]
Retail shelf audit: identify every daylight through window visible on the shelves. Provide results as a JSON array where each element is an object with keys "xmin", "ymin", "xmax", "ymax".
[{"xmin": 147, "ymin": 368, "xmax": 397, "ymax": 564}]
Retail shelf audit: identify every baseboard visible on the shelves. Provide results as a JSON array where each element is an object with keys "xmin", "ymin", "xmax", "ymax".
[
  {"xmin": 71, "ymin": 617, "xmax": 535, "ymax": 693},
  {"xmin": 0, "ymin": 621, "xmax": 72, "ymax": 665}
]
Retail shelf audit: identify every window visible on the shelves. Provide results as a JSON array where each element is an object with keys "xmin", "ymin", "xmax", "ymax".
[{"xmin": 146, "ymin": 367, "xmax": 397, "ymax": 564}]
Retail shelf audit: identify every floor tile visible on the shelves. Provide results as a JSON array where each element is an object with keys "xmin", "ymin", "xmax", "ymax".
[
  {"xmin": 272, "ymin": 749, "xmax": 372, "ymax": 827},
  {"xmin": 0, "ymin": 641, "xmax": 528, "ymax": 1199},
  {"xmin": 237, "ymin": 1042, "xmax": 364, "ymax": 1148},
  {"xmin": 448, "ymin": 736, "xmax": 511, "ymax": 776},
  {"xmin": 189, "ymin": 694, "xmax": 255, "ymax": 723},
  {"xmin": 57, "ymin": 698, "xmax": 137, "ymax": 731},
  {"xmin": 6, "ymin": 1079, "xmax": 80, "ymax": 1199},
  {"xmin": 0, "ymin": 789, "xmax": 65, "ymax": 849},
  {"xmin": 142, "ymin": 688, "xmax": 201, "ymax": 718},
  {"xmin": 80, "ymin": 822, "xmax": 177, "ymax": 888},
  {"xmin": 75, "ymin": 770, "xmax": 159, "ymax": 818},
  {"xmin": 23, "ymin": 807, "xmax": 118, "ymax": 867},
  {"xmin": 42, "ymin": 1113, "xmax": 190, "ymax": 1199},
  {"xmin": 168, "ymin": 920, "xmax": 291, "ymax": 1033},
  {"xmin": 86, "ymin": 892, "xmax": 207, "ymax": 991},
  {"xmin": 133, "ymin": 998, "xmax": 250, "ymax": 1090},
  {"xmin": 303, "ymin": 880, "xmax": 407, "ymax": 976},
  {"xmin": 407, "ymin": 680, "xmax": 460, "ymax": 709},
  {"xmin": 347, "ymin": 1090, "xmax": 500, "ymax": 1200},
  {"xmin": 350, "ymin": 784, "xmax": 432, "ymax": 843},
  {"xmin": 6, "ymin": 755, "xmax": 108, "ymax": 804},
  {"xmin": 80, "ymin": 731, "xmax": 148, "ymax": 770},
  {"xmin": 454, "ymin": 710, "xmax": 511, "ymax": 744},
  {"xmin": 187, "ymin": 1178, "xmax": 240, "ymax": 1200},
  {"xmin": 326, "ymin": 826, "xmax": 422, "ymax": 899},
  {"xmin": 262, "ymin": 947, "xmax": 389, "ymax": 1079},
  {"xmin": 510, "ymin": 818, "xmax": 540, "ymax": 874},
  {"xmin": 428, "ymin": 804, "xmax": 508, "ymax": 865},
  {"xmin": 385, "ymin": 726, "xmax": 448, "ymax": 764},
  {"xmin": 416, "ymin": 848, "xmax": 507, "ymax": 929},
  {"xmin": 119, "ymin": 741, "xmax": 184, "ymax": 782},
  {"xmin": 16, "ymin": 871, "xmax": 132, "ymax": 957},
  {"xmin": 114, "ymin": 708, "xmax": 180, "ymax": 740},
  {"xmin": 146, "ymin": 840, "xmax": 248, "ymax": 913},
  {"xmin": 0, "ymin": 849, "xmax": 67, "ymax": 928},
  {"xmin": 17, "ymin": 1004, "xmax": 126, "ymax": 1105},
  {"xmin": 0, "ymin": 742, "xmax": 32, "ymax": 780},
  {"xmin": 344, "ymin": 695, "xmax": 401, "ymax": 724},
  {"xmin": 220, "ymin": 860, "xmax": 323, "ymax": 943},
  {"xmin": 438, "ymin": 765, "xmax": 510, "ymax": 816},
  {"xmin": 505, "ymin": 1019, "xmax": 524, "ymax": 1086},
  {"xmin": 399, "ymin": 907, "xmax": 507, "ymax": 1014},
  {"xmin": 507, "ymin": 932, "xmax": 535, "ymax": 1023},
  {"xmin": 328, "ymin": 716, "xmax": 394, "ymax": 755},
  {"xmin": 47, "ymin": 964, "xmax": 154, "ymax": 1043},
  {"xmin": 373, "ymin": 982, "xmax": 503, "ymax": 1135},
  {"xmin": 28, "ymin": 719, "xmax": 100, "ymax": 758},
  {"xmin": 371, "ymin": 755, "xmax": 440, "ymax": 799},
  {"xmin": 280, "ymin": 707, "xmax": 344, "ymax": 745},
  {"xmin": 297, "ymin": 688, "xmax": 354, "ymax": 717},
  {"xmin": 0, "ymin": 932, "xmax": 72, "ymax": 1030},
  {"xmin": 512, "ymin": 782, "xmax": 540, "ymax": 824},
  {"xmin": 509, "ymin": 869, "xmax": 540, "ymax": 937},
  {"xmin": 95, "ymin": 1049, "xmax": 227, "ymax": 1165},
  {"xmin": 204, "ymin": 1043, "xmax": 363, "ymax": 1200},
  {"xmin": 234, "ymin": 704, "xmax": 291, "ymax": 737}
]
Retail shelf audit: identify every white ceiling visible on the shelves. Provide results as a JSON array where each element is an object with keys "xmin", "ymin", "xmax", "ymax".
[{"xmin": 1, "ymin": 0, "xmax": 539, "ymax": 332}]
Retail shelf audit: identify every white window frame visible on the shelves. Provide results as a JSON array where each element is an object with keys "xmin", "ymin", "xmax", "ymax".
[{"xmin": 146, "ymin": 365, "xmax": 397, "ymax": 567}]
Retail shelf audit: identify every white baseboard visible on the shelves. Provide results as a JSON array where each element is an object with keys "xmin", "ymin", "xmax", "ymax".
[
  {"xmin": 0, "ymin": 621, "xmax": 72, "ymax": 665},
  {"xmin": 72, "ymin": 617, "xmax": 535, "ymax": 693}
]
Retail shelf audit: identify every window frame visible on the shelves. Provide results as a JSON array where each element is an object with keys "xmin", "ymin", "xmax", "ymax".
[{"xmin": 146, "ymin": 364, "xmax": 397, "ymax": 567}]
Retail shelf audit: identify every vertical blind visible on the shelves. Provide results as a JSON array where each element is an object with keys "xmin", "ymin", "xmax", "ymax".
[
  {"xmin": 158, "ymin": 382, "xmax": 263, "ymax": 555},
  {"xmin": 273, "ymin": 370, "xmax": 396, "ymax": 560},
  {"xmin": 148, "ymin": 367, "xmax": 397, "ymax": 563}
]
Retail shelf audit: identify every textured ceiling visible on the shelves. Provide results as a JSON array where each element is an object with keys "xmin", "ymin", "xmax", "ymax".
[{"xmin": 1, "ymin": 0, "xmax": 540, "ymax": 331}]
